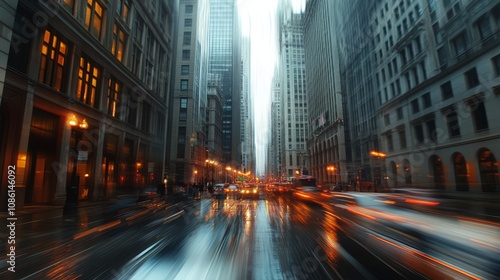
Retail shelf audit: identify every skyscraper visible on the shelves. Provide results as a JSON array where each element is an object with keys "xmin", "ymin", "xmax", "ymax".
[
  {"xmin": 240, "ymin": 36, "xmax": 254, "ymax": 174},
  {"xmin": 303, "ymin": 0, "xmax": 347, "ymax": 185},
  {"xmin": 279, "ymin": 12, "xmax": 309, "ymax": 179},
  {"xmin": 167, "ymin": 0, "xmax": 210, "ymax": 184},
  {"xmin": 208, "ymin": 0, "xmax": 241, "ymax": 165}
]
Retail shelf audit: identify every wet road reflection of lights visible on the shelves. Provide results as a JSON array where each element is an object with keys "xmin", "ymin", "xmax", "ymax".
[{"xmin": 4, "ymin": 193, "xmax": 499, "ymax": 279}]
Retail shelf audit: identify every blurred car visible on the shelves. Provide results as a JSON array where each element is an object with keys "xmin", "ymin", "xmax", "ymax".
[
  {"xmin": 292, "ymin": 186, "xmax": 332, "ymax": 204},
  {"xmin": 266, "ymin": 183, "xmax": 290, "ymax": 194},
  {"xmin": 327, "ymin": 185, "xmax": 344, "ymax": 192},
  {"xmin": 383, "ymin": 188, "xmax": 442, "ymax": 211},
  {"xmin": 239, "ymin": 184, "xmax": 259, "ymax": 199},
  {"xmin": 214, "ymin": 183, "xmax": 227, "ymax": 198},
  {"xmin": 225, "ymin": 184, "xmax": 239, "ymax": 197},
  {"xmin": 330, "ymin": 192, "xmax": 500, "ymax": 279},
  {"xmin": 137, "ymin": 187, "xmax": 159, "ymax": 202}
]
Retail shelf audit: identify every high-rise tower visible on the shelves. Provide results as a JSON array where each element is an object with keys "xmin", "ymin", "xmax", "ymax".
[{"xmin": 208, "ymin": 0, "xmax": 241, "ymax": 165}]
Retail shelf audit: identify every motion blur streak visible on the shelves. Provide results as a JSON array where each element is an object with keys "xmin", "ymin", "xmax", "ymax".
[
  {"xmin": 126, "ymin": 209, "xmax": 151, "ymax": 221},
  {"xmin": 73, "ymin": 220, "xmax": 121, "ymax": 240},
  {"xmin": 404, "ymin": 198, "xmax": 440, "ymax": 206},
  {"xmin": 347, "ymin": 208, "xmax": 376, "ymax": 221},
  {"xmin": 370, "ymin": 233, "xmax": 481, "ymax": 280}
]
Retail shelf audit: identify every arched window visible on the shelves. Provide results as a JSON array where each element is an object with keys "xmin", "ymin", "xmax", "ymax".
[
  {"xmin": 478, "ymin": 149, "xmax": 498, "ymax": 192},
  {"xmin": 430, "ymin": 155, "xmax": 445, "ymax": 190},
  {"xmin": 453, "ymin": 152, "xmax": 468, "ymax": 191}
]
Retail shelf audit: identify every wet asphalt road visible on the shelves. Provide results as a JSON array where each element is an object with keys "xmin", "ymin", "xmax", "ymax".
[{"xmin": 0, "ymin": 192, "xmax": 497, "ymax": 279}]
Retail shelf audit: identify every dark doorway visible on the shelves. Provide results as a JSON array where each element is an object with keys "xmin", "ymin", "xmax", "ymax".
[{"xmin": 25, "ymin": 108, "xmax": 59, "ymax": 203}]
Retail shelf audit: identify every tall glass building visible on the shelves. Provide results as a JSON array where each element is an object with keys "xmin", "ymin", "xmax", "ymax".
[{"xmin": 208, "ymin": 0, "xmax": 241, "ymax": 165}]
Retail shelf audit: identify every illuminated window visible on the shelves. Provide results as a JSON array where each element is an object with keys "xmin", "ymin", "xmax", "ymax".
[
  {"xmin": 112, "ymin": 23, "xmax": 127, "ymax": 62},
  {"xmin": 39, "ymin": 30, "xmax": 68, "ymax": 91},
  {"xmin": 116, "ymin": 0, "xmax": 129, "ymax": 24},
  {"xmin": 76, "ymin": 56, "xmax": 100, "ymax": 108},
  {"xmin": 107, "ymin": 77, "xmax": 121, "ymax": 117},
  {"xmin": 62, "ymin": 0, "xmax": 76, "ymax": 14},
  {"xmin": 85, "ymin": 0, "xmax": 104, "ymax": 40}
]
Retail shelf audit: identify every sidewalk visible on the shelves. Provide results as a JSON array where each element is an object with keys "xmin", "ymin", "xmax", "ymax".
[{"xmin": 0, "ymin": 193, "xmax": 139, "ymax": 219}]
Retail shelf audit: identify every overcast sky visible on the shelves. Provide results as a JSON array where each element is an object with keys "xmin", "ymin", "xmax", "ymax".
[{"xmin": 238, "ymin": 0, "xmax": 305, "ymax": 176}]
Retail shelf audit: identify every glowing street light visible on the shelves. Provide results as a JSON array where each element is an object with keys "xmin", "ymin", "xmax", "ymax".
[{"xmin": 65, "ymin": 114, "xmax": 88, "ymax": 215}]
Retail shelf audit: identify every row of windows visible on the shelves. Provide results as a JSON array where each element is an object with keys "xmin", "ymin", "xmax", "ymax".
[
  {"xmin": 37, "ymin": 29, "xmax": 164, "ymax": 135},
  {"xmin": 385, "ymin": 96, "xmax": 489, "ymax": 152},
  {"xmin": 437, "ymin": 5, "xmax": 500, "ymax": 68},
  {"xmin": 374, "ymin": 0, "xmax": 421, "ymax": 41}
]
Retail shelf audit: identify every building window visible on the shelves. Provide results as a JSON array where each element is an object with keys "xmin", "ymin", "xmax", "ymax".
[
  {"xmin": 131, "ymin": 16, "xmax": 144, "ymax": 76},
  {"xmin": 452, "ymin": 32, "xmax": 467, "ymax": 57},
  {"xmin": 62, "ymin": 0, "xmax": 76, "ymax": 14},
  {"xmin": 426, "ymin": 119, "xmax": 437, "ymax": 142},
  {"xmin": 183, "ymin": 32, "xmax": 191, "ymax": 45},
  {"xmin": 143, "ymin": 32, "xmax": 155, "ymax": 87},
  {"xmin": 476, "ymin": 16, "xmax": 492, "ymax": 40},
  {"xmin": 107, "ymin": 77, "xmax": 121, "ymax": 117},
  {"xmin": 493, "ymin": 55, "xmax": 500, "ymax": 76},
  {"xmin": 141, "ymin": 102, "xmax": 151, "ymax": 132},
  {"xmin": 384, "ymin": 114, "xmax": 390, "ymax": 126},
  {"xmin": 185, "ymin": 4, "xmax": 193, "ymax": 13},
  {"xmin": 411, "ymin": 99, "xmax": 419, "ymax": 114},
  {"xmin": 414, "ymin": 123, "xmax": 424, "ymax": 143},
  {"xmin": 181, "ymin": 65, "xmax": 189, "ymax": 75},
  {"xmin": 399, "ymin": 49, "xmax": 407, "ymax": 65},
  {"xmin": 179, "ymin": 98, "xmax": 187, "ymax": 121},
  {"xmin": 38, "ymin": 30, "xmax": 68, "ymax": 91},
  {"xmin": 112, "ymin": 23, "xmax": 127, "ymax": 62},
  {"xmin": 180, "ymin": 79, "xmax": 188, "ymax": 91},
  {"xmin": 126, "ymin": 91, "xmax": 138, "ymax": 126},
  {"xmin": 420, "ymin": 62, "xmax": 427, "ymax": 80},
  {"xmin": 76, "ymin": 56, "xmax": 100, "ymax": 108},
  {"xmin": 465, "ymin": 96, "xmax": 489, "ymax": 131},
  {"xmin": 85, "ymin": 0, "xmax": 104, "ymax": 40},
  {"xmin": 422, "ymin": 92, "xmax": 432, "ymax": 108},
  {"xmin": 397, "ymin": 107, "xmax": 403, "ymax": 120},
  {"xmin": 116, "ymin": 0, "xmax": 130, "ymax": 25},
  {"xmin": 441, "ymin": 81, "xmax": 453, "ymax": 100},
  {"xmin": 464, "ymin": 68, "xmax": 479, "ymax": 89},
  {"xmin": 399, "ymin": 129, "xmax": 407, "ymax": 149},
  {"xmin": 177, "ymin": 127, "xmax": 186, "ymax": 158},
  {"xmin": 182, "ymin": 50, "xmax": 190, "ymax": 60},
  {"xmin": 184, "ymin": 18, "xmax": 192, "ymax": 27},
  {"xmin": 444, "ymin": 110, "xmax": 461, "ymax": 138},
  {"xmin": 131, "ymin": 44, "xmax": 141, "ymax": 76},
  {"xmin": 387, "ymin": 134, "xmax": 394, "ymax": 152}
]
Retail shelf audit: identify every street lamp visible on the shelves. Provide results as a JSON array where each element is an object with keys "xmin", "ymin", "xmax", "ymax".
[
  {"xmin": 370, "ymin": 150, "xmax": 386, "ymax": 192},
  {"xmin": 326, "ymin": 165, "xmax": 335, "ymax": 184},
  {"xmin": 65, "ymin": 114, "xmax": 88, "ymax": 215},
  {"xmin": 225, "ymin": 167, "xmax": 231, "ymax": 183}
]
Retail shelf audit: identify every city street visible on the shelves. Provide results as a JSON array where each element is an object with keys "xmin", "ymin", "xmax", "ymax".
[{"xmin": 1, "ymin": 191, "xmax": 498, "ymax": 280}]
